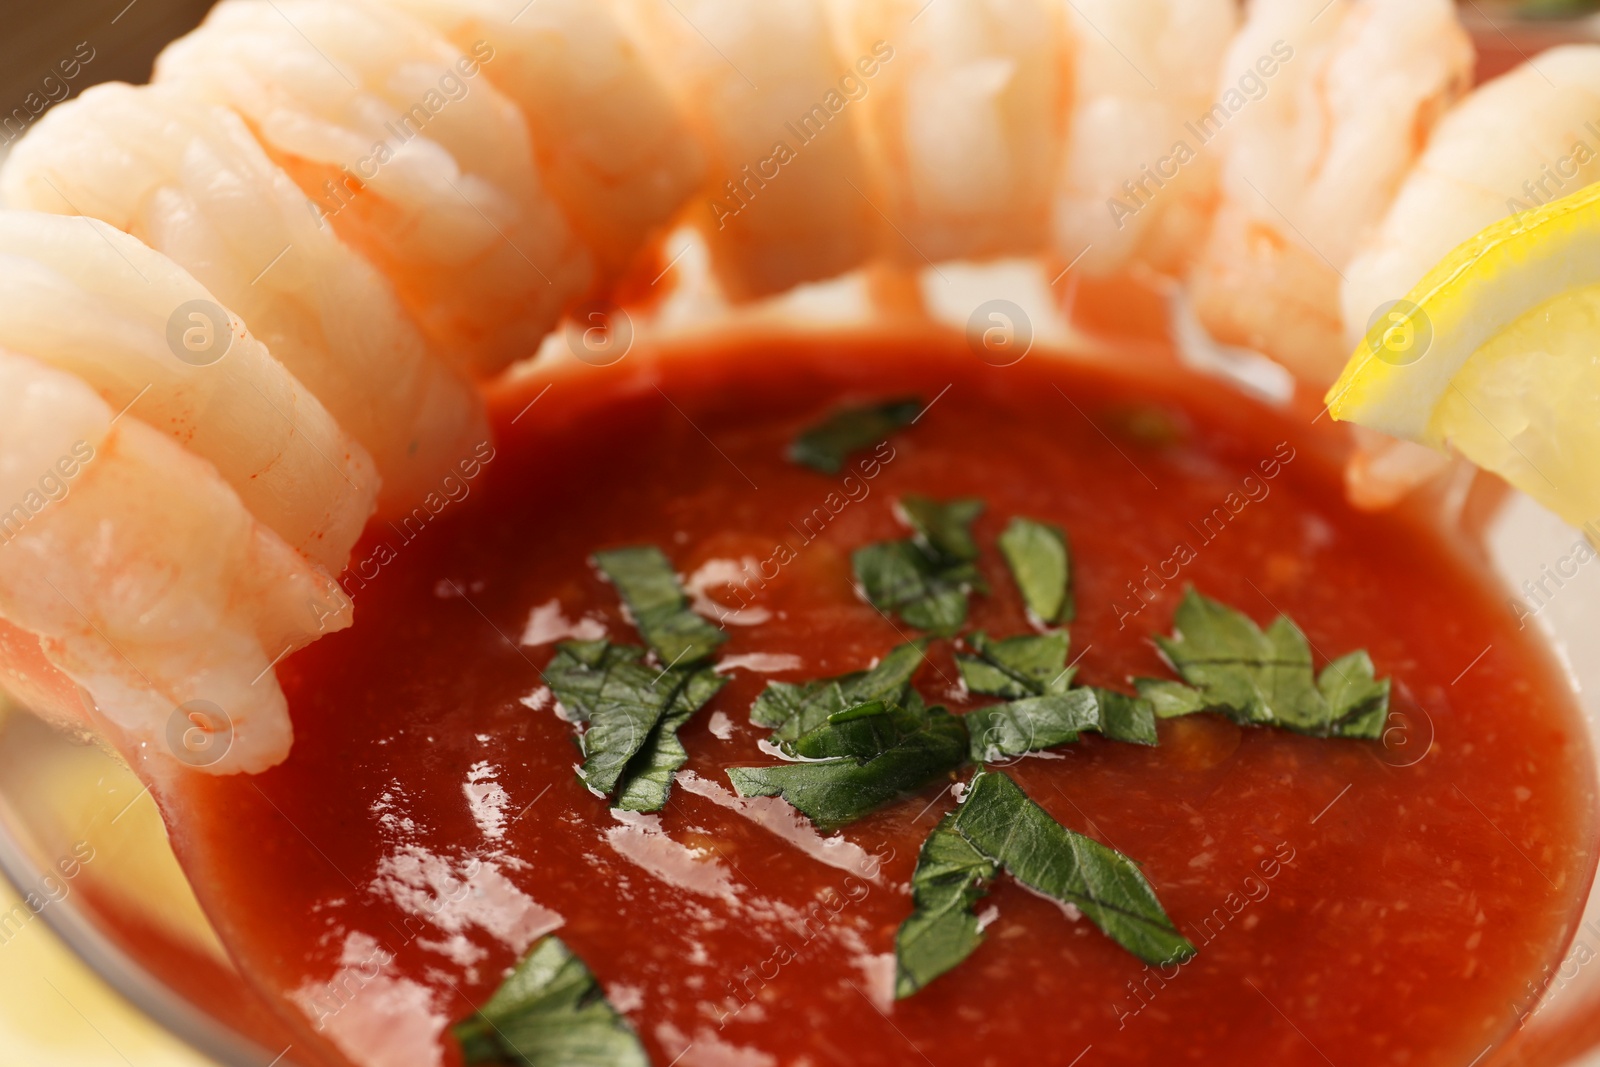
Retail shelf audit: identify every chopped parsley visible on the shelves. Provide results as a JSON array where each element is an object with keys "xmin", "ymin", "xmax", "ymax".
[
  {"xmin": 998, "ymin": 517, "xmax": 1073, "ymax": 624},
  {"xmin": 751, "ymin": 641, "xmax": 926, "ymax": 748},
  {"xmin": 853, "ymin": 496, "xmax": 986, "ymax": 635},
  {"xmin": 894, "ymin": 771, "xmax": 1194, "ymax": 996},
  {"xmin": 966, "ymin": 687, "xmax": 1156, "ymax": 761},
  {"xmin": 958, "ymin": 631, "xmax": 1074, "ymax": 698},
  {"xmin": 1138, "ymin": 589, "xmax": 1389, "ymax": 740},
  {"xmin": 894, "ymin": 815, "xmax": 997, "ymax": 998},
  {"xmin": 789, "ymin": 397, "xmax": 921, "ymax": 473},
  {"xmin": 726, "ymin": 707, "xmax": 968, "ymax": 829},
  {"xmin": 959, "ymin": 632, "xmax": 1154, "ymax": 758},
  {"xmin": 544, "ymin": 640, "xmax": 724, "ymax": 807},
  {"xmin": 593, "ymin": 545, "xmax": 725, "ymax": 666},
  {"xmin": 453, "ymin": 936, "xmax": 646, "ymax": 1067}
]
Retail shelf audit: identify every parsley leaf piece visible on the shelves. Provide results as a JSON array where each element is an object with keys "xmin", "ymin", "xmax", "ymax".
[
  {"xmin": 1135, "ymin": 677, "xmax": 1211, "ymax": 719},
  {"xmin": 1317, "ymin": 651, "xmax": 1390, "ymax": 739},
  {"xmin": 544, "ymin": 640, "xmax": 713, "ymax": 800},
  {"xmin": 789, "ymin": 397, "xmax": 921, "ymax": 474},
  {"xmin": 952, "ymin": 771, "xmax": 1196, "ymax": 966},
  {"xmin": 966, "ymin": 689, "xmax": 1098, "ymax": 761},
  {"xmin": 957, "ymin": 631, "xmax": 1073, "ymax": 698},
  {"xmin": 964, "ymin": 687, "xmax": 1156, "ymax": 762},
  {"xmin": 852, "ymin": 541, "xmax": 975, "ymax": 634},
  {"xmin": 1089, "ymin": 688, "xmax": 1160, "ymax": 746},
  {"xmin": 593, "ymin": 545, "xmax": 726, "ymax": 666},
  {"xmin": 726, "ymin": 709, "xmax": 968, "ymax": 829},
  {"xmin": 613, "ymin": 667, "xmax": 726, "ymax": 812},
  {"xmin": 899, "ymin": 495, "xmax": 984, "ymax": 564},
  {"xmin": 750, "ymin": 641, "xmax": 928, "ymax": 745},
  {"xmin": 894, "ymin": 814, "xmax": 998, "ymax": 999},
  {"xmin": 788, "ymin": 698, "xmax": 934, "ymax": 760},
  {"xmin": 1151, "ymin": 589, "xmax": 1390, "ymax": 740},
  {"xmin": 997, "ymin": 517, "xmax": 1073, "ymax": 624},
  {"xmin": 453, "ymin": 936, "xmax": 647, "ymax": 1067}
]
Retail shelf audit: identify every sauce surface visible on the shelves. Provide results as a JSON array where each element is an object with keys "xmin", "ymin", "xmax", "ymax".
[{"xmin": 161, "ymin": 334, "xmax": 1597, "ymax": 1067}]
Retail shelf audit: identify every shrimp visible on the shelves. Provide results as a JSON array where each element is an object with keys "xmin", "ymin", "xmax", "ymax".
[
  {"xmin": 0, "ymin": 82, "xmax": 488, "ymax": 519},
  {"xmin": 1051, "ymin": 0, "xmax": 1238, "ymax": 278},
  {"xmin": 1343, "ymin": 45, "xmax": 1600, "ymax": 345},
  {"xmin": 1186, "ymin": 0, "xmax": 1473, "ymax": 386},
  {"xmin": 0, "ymin": 210, "xmax": 375, "ymax": 572},
  {"xmin": 0, "ymin": 350, "xmax": 352, "ymax": 775},
  {"xmin": 381, "ymin": 0, "xmax": 705, "ymax": 279},
  {"xmin": 153, "ymin": 0, "xmax": 593, "ymax": 379},
  {"xmin": 613, "ymin": 0, "xmax": 879, "ymax": 301},
  {"xmin": 828, "ymin": 0, "xmax": 1067, "ymax": 264}
]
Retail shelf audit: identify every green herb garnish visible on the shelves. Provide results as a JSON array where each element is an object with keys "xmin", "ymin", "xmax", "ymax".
[
  {"xmin": 894, "ymin": 814, "xmax": 997, "ymax": 998},
  {"xmin": 544, "ymin": 640, "xmax": 723, "ymax": 806},
  {"xmin": 997, "ymin": 517, "xmax": 1073, "ymax": 624},
  {"xmin": 751, "ymin": 641, "xmax": 926, "ymax": 746},
  {"xmin": 613, "ymin": 667, "xmax": 727, "ymax": 812},
  {"xmin": 726, "ymin": 708, "xmax": 968, "ymax": 829},
  {"xmin": 1138, "ymin": 589, "xmax": 1389, "ymax": 739},
  {"xmin": 958, "ymin": 632, "xmax": 1154, "ymax": 758},
  {"xmin": 954, "ymin": 771, "xmax": 1193, "ymax": 965},
  {"xmin": 593, "ymin": 545, "xmax": 725, "ymax": 666},
  {"xmin": 853, "ymin": 497, "xmax": 986, "ymax": 635},
  {"xmin": 966, "ymin": 687, "xmax": 1156, "ymax": 761},
  {"xmin": 900, "ymin": 495, "xmax": 984, "ymax": 563},
  {"xmin": 893, "ymin": 770, "xmax": 1193, "ymax": 996},
  {"xmin": 958, "ymin": 631, "xmax": 1073, "ymax": 698},
  {"xmin": 789, "ymin": 397, "xmax": 921, "ymax": 473},
  {"xmin": 453, "ymin": 936, "xmax": 646, "ymax": 1067}
]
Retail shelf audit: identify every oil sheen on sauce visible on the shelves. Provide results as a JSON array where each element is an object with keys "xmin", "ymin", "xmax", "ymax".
[{"xmin": 160, "ymin": 334, "xmax": 1598, "ymax": 1067}]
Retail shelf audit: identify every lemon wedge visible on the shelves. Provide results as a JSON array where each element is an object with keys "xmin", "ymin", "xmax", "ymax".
[{"xmin": 1327, "ymin": 181, "xmax": 1600, "ymax": 528}]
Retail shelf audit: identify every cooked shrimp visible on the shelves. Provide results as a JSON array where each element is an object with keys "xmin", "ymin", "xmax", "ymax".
[
  {"xmin": 1, "ymin": 82, "xmax": 488, "ymax": 518},
  {"xmin": 153, "ymin": 0, "xmax": 593, "ymax": 379},
  {"xmin": 1187, "ymin": 0, "xmax": 1473, "ymax": 386},
  {"xmin": 1051, "ymin": 0, "xmax": 1237, "ymax": 278},
  {"xmin": 0, "ymin": 210, "xmax": 376, "ymax": 572},
  {"xmin": 0, "ymin": 350, "xmax": 352, "ymax": 774},
  {"xmin": 1343, "ymin": 45, "xmax": 1600, "ymax": 345},
  {"xmin": 828, "ymin": 0, "xmax": 1067, "ymax": 264},
  {"xmin": 382, "ymin": 0, "xmax": 704, "ymax": 279},
  {"xmin": 613, "ymin": 0, "xmax": 879, "ymax": 300}
]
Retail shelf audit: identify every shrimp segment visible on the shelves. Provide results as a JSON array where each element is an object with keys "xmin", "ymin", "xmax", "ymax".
[
  {"xmin": 615, "ymin": 0, "xmax": 879, "ymax": 300},
  {"xmin": 1343, "ymin": 45, "xmax": 1600, "ymax": 345},
  {"xmin": 154, "ymin": 0, "xmax": 593, "ymax": 379},
  {"xmin": 1052, "ymin": 0, "xmax": 1237, "ymax": 278},
  {"xmin": 382, "ymin": 0, "xmax": 704, "ymax": 279},
  {"xmin": 1187, "ymin": 0, "xmax": 1472, "ymax": 385},
  {"xmin": 0, "ymin": 211, "xmax": 375, "ymax": 572},
  {"xmin": 0, "ymin": 82, "xmax": 488, "ymax": 519},
  {"xmin": 0, "ymin": 351, "xmax": 350, "ymax": 775},
  {"xmin": 830, "ymin": 0, "xmax": 1068, "ymax": 264}
]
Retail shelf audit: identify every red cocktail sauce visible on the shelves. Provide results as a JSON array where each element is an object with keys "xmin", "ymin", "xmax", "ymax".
[{"xmin": 160, "ymin": 331, "xmax": 1597, "ymax": 1067}]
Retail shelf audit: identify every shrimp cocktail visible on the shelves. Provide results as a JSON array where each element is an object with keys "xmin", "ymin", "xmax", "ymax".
[{"xmin": 3, "ymin": 1, "xmax": 1600, "ymax": 1065}]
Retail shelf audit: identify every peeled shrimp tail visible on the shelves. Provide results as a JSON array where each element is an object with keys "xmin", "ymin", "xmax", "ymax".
[
  {"xmin": 0, "ymin": 82, "xmax": 488, "ymax": 518},
  {"xmin": 154, "ymin": 0, "xmax": 594, "ymax": 379},
  {"xmin": 615, "ymin": 0, "xmax": 880, "ymax": 301},
  {"xmin": 0, "ymin": 351, "xmax": 351, "ymax": 775},
  {"xmin": 0, "ymin": 211, "xmax": 376, "ymax": 571},
  {"xmin": 828, "ymin": 0, "xmax": 1069, "ymax": 265},
  {"xmin": 381, "ymin": 0, "xmax": 705, "ymax": 282},
  {"xmin": 1051, "ymin": 0, "xmax": 1238, "ymax": 278},
  {"xmin": 1188, "ymin": 0, "xmax": 1472, "ymax": 386}
]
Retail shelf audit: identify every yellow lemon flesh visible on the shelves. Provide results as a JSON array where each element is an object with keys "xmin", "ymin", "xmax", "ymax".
[{"xmin": 1327, "ymin": 181, "xmax": 1600, "ymax": 528}]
